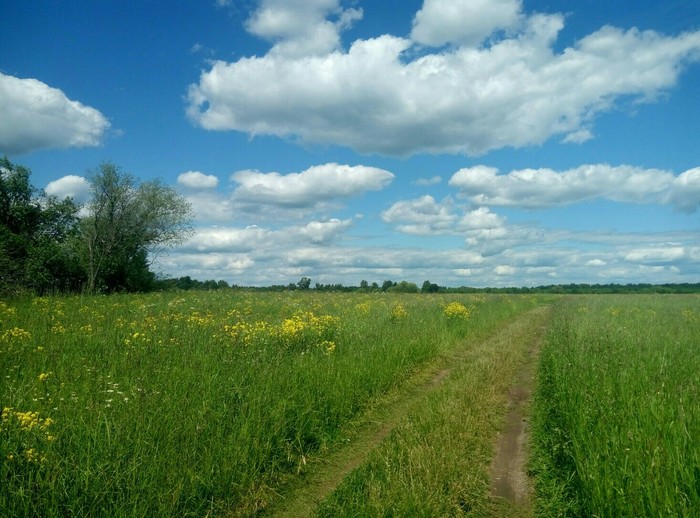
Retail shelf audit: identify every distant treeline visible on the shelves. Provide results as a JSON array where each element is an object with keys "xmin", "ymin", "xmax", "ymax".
[{"xmin": 159, "ymin": 276, "xmax": 700, "ymax": 295}]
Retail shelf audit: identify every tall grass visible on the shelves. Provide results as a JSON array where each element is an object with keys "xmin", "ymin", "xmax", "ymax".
[
  {"xmin": 0, "ymin": 291, "xmax": 528, "ymax": 516},
  {"xmin": 531, "ymin": 295, "xmax": 700, "ymax": 516}
]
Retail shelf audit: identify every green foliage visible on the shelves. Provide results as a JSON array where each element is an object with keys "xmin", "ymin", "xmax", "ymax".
[
  {"xmin": 0, "ymin": 157, "xmax": 81, "ymax": 295},
  {"xmin": 79, "ymin": 161, "xmax": 193, "ymax": 293}
]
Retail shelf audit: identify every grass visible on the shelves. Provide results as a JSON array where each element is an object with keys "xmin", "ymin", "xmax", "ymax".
[
  {"xmin": 314, "ymin": 305, "xmax": 551, "ymax": 516},
  {"xmin": 0, "ymin": 291, "xmax": 535, "ymax": 516},
  {"xmin": 530, "ymin": 295, "xmax": 700, "ymax": 516}
]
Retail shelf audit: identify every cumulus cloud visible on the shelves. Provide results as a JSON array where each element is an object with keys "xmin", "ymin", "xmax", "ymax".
[
  {"xmin": 411, "ymin": 0, "xmax": 522, "ymax": 47},
  {"xmin": 449, "ymin": 164, "xmax": 700, "ymax": 211},
  {"xmin": 379, "ymin": 194, "xmax": 538, "ymax": 256},
  {"xmin": 186, "ymin": 2, "xmax": 700, "ymax": 156},
  {"xmin": 182, "ymin": 226, "xmax": 271, "ymax": 253},
  {"xmin": 231, "ymin": 163, "xmax": 394, "ymax": 207},
  {"xmin": 298, "ymin": 218, "xmax": 354, "ymax": 244},
  {"xmin": 177, "ymin": 171, "xmax": 219, "ymax": 190},
  {"xmin": 245, "ymin": 0, "xmax": 362, "ymax": 57},
  {"xmin": 382, "ymin": 195, "xmax": 507, "ymax": 238},
  {"xmin": 495, "ymin": 265, "xmax": 517, "ymax": 275},
  {"xmin": 382, "ymin": 195, "xmax": 456, "ymax": 234},
  {"xmin": 44, "ymin": 175, "xmax": 91, "ymax": 204},
  {"xmin": 624, "ymin": 246, "xmax": 686, "ymax": 264},
  {"xmin": 665, "ymin": 167, "xmax": 700, "ymax": 212},
  {"xmin": 0, "ymin": 73, "xmax": 110, "ymax": 155},
  {"xmin": 162, "ymin": 221, "xmax": 700, "ymax": 287}
]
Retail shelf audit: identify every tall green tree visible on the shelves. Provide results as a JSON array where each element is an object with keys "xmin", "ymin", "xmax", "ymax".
[
  {"xmin": 81, "ymin": 162, "xmax": 193, "ymax": 293},
  {"xmin": 0, "ymin": 157, "xmax": 81, "ymax": 294}
]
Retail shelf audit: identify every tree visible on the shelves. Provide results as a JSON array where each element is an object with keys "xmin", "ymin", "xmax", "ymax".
[
  {"xmin": 297, "ymin": 276, "xmax": 311, "ymax": 290},
  {"xmin": 0, "ymin": 157, "xmax": 81, "ymax": 294},
  {"xmin": 81, "ymin": 162, "xmax": 193, "ymax": 293},
  {"xmin": 421, "ymin": 280, "xmax": 439, "ymax": 293},
  {"xmin": 389, "ymin": 281, "xmax": 419, "ymax": 293}
]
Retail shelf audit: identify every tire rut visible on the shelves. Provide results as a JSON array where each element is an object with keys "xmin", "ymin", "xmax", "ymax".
[{"xmin": 489, "ymin": 306, "xmax": 550, "ymax": 515}]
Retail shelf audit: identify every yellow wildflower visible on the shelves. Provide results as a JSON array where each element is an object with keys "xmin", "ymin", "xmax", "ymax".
[{"xmin": 443, "ymin": 302, "xmax": 470, "ymax": 319}]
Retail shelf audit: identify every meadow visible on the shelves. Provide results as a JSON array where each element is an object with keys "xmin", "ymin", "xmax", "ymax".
[
  {"xmin": 2, "ymin": 290, "xmax": 698, "ymax": 516},
  {"xmin": 0, "ymin": 290, "xmax": 534, "ymax": 516},
  {"xmin": 531, "ymin": 294, "xmax": 700, "ymax": 516}
]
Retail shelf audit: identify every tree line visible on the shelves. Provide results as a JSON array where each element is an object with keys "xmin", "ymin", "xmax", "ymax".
[
  {"xmin": 0, "ymin": 157, "xmax": 193, "ymax": 296},
  {"xmin": 166, "ymin": 277, "xmax": 700, "ymax": 294}
]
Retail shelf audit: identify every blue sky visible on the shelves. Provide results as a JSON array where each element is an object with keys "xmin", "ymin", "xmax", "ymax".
[{"xmin": 1, "ymin": 0, "xmax": 699, "ymax": 287}]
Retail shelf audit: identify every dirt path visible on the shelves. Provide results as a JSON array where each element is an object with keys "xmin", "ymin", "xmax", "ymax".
[
  {"xmin": 265, "ymin": 357, "xmax": 463, "ymax": 516},
  {"xmin": 263, "ymin": 307, "xmax": 549, "ymax": 517},
  {"xmin": 489, "ymin": 308, "xmax": 549, "ymax": 515}
]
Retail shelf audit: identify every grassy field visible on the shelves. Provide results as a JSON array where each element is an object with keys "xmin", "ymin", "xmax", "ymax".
[
  {"xmin": 531, "ymin": 294, "xmax": 700, "ymax": 516},
  {"xmin": 2, "ymin": 291, "xmax": 698, "ymax": 516},
  {"xmin": 0, "ymin": 290, "xmax": 534, "ymax": 516}
]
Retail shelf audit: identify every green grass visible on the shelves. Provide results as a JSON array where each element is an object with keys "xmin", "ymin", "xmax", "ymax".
[
  {"xmin": 315, "ymin": 305, "xmax": 550, "ymax": 516},
  {"xmin": 0, "ymin": 291, "xmax": 533, "ymax": 516},
  {"xmin": 530, "ymin": 295, "xmax": 700, "ymax": 516}
]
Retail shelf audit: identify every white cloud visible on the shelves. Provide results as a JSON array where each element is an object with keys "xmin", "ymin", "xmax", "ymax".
[
  {"xmin": 183, "ymin": 226, "xmax": 271, "ymax": 253},
  {"xmin": 298, "ymin": 218, "xmax": 353, "ymax": 244},
  {"xmin": 231, "ymin": 163, "xmax": 394, "ymax": 207},
  {"xmin": 245, "ymin": 0, "xmax": 362, "ymax": 58},
  {"xmin": 624, "ymin": 246, "xmax": 686, "ymax": 264},
  {"xmin": 411, "ymin": 0, "xmax": 522, "ymax": 47},
  {"xmin": 186, "ymin": 4, "xmax": 700, "ymax": 156},
  {"xmin": 44, "ymin": 175, "xmax": 91, "ymax": 204},
  {"xmin": 183, "ymin": 191, "xmax": 235, "ymax": 222},
  {"xmin": 586, "ymin": 259, "xmax": 606, "ymax": 266},
  {"xmin": 177, "ymin": 171, "xmax": 219, "ymax": 190},
  {"xmin": 381, "ymin": 195, "xmax": 456, "ymax": 234},
  {"xmin": 495, "ymin": 265, "xmax": 517, "ymax": 275},
  {"xmin": 665, "ymin": 167, "xmax": 700, "ymax": 212},
  {"xmin": 449, "ymin": 164, "xmax": 700, "ymax": 210},
  {"xmin": 381, "ymin": 195, "xmax": 508, "ymax": 238},
  {"xmin": 0, "ymin": 73, "xmax": 110, "ymax": 155}
]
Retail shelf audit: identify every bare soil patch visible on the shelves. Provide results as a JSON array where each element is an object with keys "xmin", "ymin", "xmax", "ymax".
[{"xmin": 489, "ymin": 309, "xmax": 549, "ymax": 514}]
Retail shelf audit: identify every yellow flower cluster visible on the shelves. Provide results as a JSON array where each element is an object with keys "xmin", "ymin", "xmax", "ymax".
[
  {"xmin": 2, "ymin": 407, "xmax": 54, "ymax": 435},
  {"xmin": 1, "ymin": 326, "xmax": 32, "ymax": 343},
  {"xmin": 390, "ymin": 303, "xmax": 408, "ymax": 320},
  {"xmin": 354, "ymin": 301, "xmax": 372, "ymax": 315},
  {"xmin": 0, "ymin": 301, "xmax": 17, "ymax": 317},
  {"xmin": 443, "ymin": 301, "xmax": 471, "ymax": 319},
  {"xmin": 2, "ymin": 407, "xmax": 56, "ymax": 463},
  {"xmin": 185, "ymin": 311, "xmax": 215, "ymax": 327},
  {"xmin": 682, "ymin": 309, "xmax": 698, "ymax": 323},
  {"xmin": 224, "ymin": 321, "xmax": 274, "ymax": 347},
  {"xmin": 278, "ymin": 312, "xmax": 340, "ymax": 350},
  {"xmin": 224, "ymin": 311, "xmax": 340, "ymax": 353}
]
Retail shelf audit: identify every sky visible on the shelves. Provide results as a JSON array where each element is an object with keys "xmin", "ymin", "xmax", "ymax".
[{"xmin": 1, "ymin": 0, "xmax": 699, "ymax": 288}]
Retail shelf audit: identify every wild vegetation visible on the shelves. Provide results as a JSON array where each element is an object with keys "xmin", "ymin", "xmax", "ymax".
[
  {"xmin": 531, "ymin": 294, "xmax": 700, "ymax": 516},
  {"xmin": 2, "ymin": 288, "xmax": 698, "ymax": 516},
  {"xmin": 0, "ymin": 157, "xmax": 192, "ymax": 296},
  {"xmin": 0, "ymin": 290, "xmax": 534, "ymax": 516}
]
